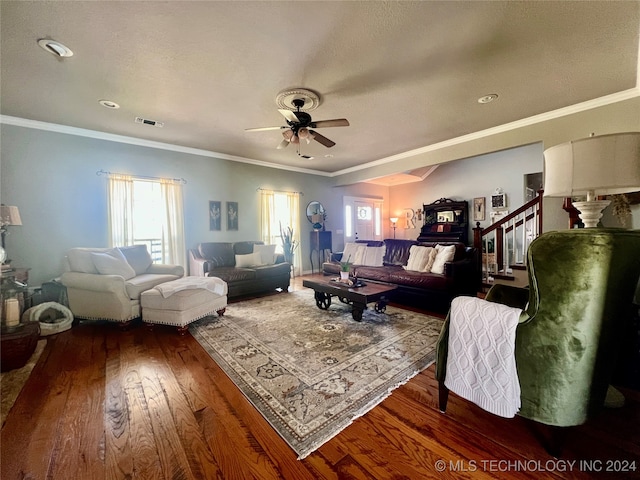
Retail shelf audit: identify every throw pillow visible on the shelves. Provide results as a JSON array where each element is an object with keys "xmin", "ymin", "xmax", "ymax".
[
  {"xmin": 362, "ymin": 245, "xmax": 386, "ymax": 266},
  {"xmin": 235, "ymin": 251, "xmax": 262, "ymax": 268},
  {"xmin": 431, "ymin": 244, "xmax": 456, "ymax": 274},
  {"xmin": 253, "ymin": 244, "xmax": 277, "ymax": 265},
  {"xmin": 341, "ymin": 242, "xmax": 367, "ymax": 265},
  {"xmin": 119, "ymin": 245, "xmax": 153, "ymax": 275},
  {"xmin": 403, "ymin": 245, "xmax": 436, "ymax": 272},
  {"xmin": 91, "ymin": 248, "xmax": 136, "ymax": 280}
]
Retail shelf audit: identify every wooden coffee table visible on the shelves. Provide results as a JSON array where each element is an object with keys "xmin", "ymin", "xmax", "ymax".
[{"xmin": 302, "ymin": 277, "xmax": 397, "ymax": 321}]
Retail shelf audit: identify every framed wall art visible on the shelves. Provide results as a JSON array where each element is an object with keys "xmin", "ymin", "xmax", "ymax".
[
  {"xmin": 227, "ymin": 201, "xmax": 238, "ymax": 230},
  {"xmin": 473, "ymin": 197, "xmax": 486, "ymax": 221},
  {"xmin": 209, "ymin": 201, "xmax": 221, "ymax": 231},
  {"xmin": 491, "ymin": 188, "xmax": 507, "ymax": 210}
]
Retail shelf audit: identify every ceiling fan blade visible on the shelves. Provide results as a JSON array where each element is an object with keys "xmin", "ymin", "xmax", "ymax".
[
  {"xmin": 245, "ymin": 126, "xmax": 286, "ymax": 132},
  {"xmin": 310, "ymin": 130, "xmax": 336, "ymax": 148},
  {"xmin": 278, "ymin": 109, "xmax": 299, "ymax": 124},
  {"xmin": 277, "ymin": 139, "xmax": 290, "ymax": 149},
  {"xmin": 310, "ymin": 119, "xmax": 350, "ymax": 128}
]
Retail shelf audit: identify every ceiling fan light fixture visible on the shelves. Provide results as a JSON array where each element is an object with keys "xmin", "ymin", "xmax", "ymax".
[
  {"xmin": 298, "ymin": 128, "xmax": 312, "ymax": 144},
  {"xmin": 282, "ymin": 130, "xmax": 294, "ymax": 142},
  {"xmin": 37, "ymin": 38, "xmax": 73, "ymax": 57}
]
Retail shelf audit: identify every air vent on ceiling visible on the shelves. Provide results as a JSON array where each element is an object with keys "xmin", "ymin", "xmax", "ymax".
[{"xmin": 135, "ymin": 117, "xmax": 164, "ymax": 128}]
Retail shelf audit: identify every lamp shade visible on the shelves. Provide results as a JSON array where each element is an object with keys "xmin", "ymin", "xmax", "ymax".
[
  {"xmin": 390, "ymin": 217, "xmax": 398, "ymax": 224},
  {"xmin": 0, "ymin": 205, "xmax": 22, "ymax": 226},
  {"xmin": 543, "ymin": 132, "xmax": 640, "ymax": 198}
]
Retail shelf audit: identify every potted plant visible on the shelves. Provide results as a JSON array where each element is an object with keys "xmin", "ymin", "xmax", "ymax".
[
  {"xmin": 339, "ymin": 255, "xmax": 352, "ymax": 281},
  {"xmin": 279, "ymin": 222, "xmax": 298, "ymax": 273}
]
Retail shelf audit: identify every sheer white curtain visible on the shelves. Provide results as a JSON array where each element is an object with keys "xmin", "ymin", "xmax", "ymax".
[
  {"xmin": 107, "ymin": 173, "xmax": 186, "ymax": 269},
  {"xmin": 285, "ymin": 191, "xmax": 301, "ymax": 276},
  {"xmin": 160, "ymin": 179, "xmax": 186, "ymax": 267},
  {"xmin": 259, "ymin": 190, "xmax": 276, "ymax": 245},
  {"xmin": 107, "ymin": 174, "xmax": 134, "ymax": 247},
  {"xmin": 259, "ymin": 189, "xmax": 301, "ymax": 276}
]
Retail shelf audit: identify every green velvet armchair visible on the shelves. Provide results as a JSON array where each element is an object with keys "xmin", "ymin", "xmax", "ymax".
[{"xmin": 436, "ymin": 229, "xmax": 640, "ymax": 433}]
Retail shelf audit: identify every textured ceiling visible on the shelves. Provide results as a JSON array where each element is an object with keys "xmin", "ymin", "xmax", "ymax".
[{"xmin": 1, "ymin": 1, "xmax": 638, "ymax": 176}]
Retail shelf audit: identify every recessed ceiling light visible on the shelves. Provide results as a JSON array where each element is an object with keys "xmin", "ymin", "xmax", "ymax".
[
  {"xmin": 99, "ymin": 100, "xmax": 120, "ymax": 109},
  {"xmin": 37, "ymin": 38, "xmax": 73, "ymax": 57},
  {"xmin": 478, "ymin": 94, "xmax": 498, "ymax": 104}
]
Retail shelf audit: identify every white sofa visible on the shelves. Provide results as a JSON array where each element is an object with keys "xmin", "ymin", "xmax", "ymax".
[{"xmin": 60, "ymin": 245, "xmax": 184, "ymax": 324}]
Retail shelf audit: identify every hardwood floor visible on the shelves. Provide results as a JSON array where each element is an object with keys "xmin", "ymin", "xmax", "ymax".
[{"xmin": 2, "ymin": 274, "xmax": 639, "ymax": 479}]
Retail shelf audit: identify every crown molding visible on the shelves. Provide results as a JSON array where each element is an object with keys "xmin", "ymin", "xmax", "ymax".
[
  {"xmin": 0, "ymin": 115, "xmax": 332, "ymax": 177},
  {"xmin": 330, "ymin": 87, "xmax": 640, "ymax": 177},
  {"xmin": 2, "ymin": 86, "xmax": 638, "ymax": 180}
]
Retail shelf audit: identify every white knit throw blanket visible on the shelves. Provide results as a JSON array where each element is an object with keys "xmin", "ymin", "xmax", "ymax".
[
  {"xmin": 444, "ymin": 296, "xmax": 522, "ymax": 418},
  {"xmin": 154, "ymin": 276, "xmax": 228, "ymax": 298}
]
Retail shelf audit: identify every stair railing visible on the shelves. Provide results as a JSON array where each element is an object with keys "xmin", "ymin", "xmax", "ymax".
[{"xmin": 473, "ymin": 190, "xmax": 543, "ymax": 282}]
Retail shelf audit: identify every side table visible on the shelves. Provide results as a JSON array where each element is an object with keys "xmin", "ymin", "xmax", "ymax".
[
  {"xmin": 1, "ymin": 321, "xmax": 40, "ymax": 372},
  {"xmin": 310, "ymin": 231, "xmax": 332, "ymax": 274}
]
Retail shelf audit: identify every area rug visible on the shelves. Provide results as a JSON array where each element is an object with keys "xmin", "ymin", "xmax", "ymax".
[
  {"xmin": 190, "ymin": 289, "xmax": 443, "ymax": 459},
  {"xmin": 1, "ymin": 339, "xmax": 46, "ymax": 427}
]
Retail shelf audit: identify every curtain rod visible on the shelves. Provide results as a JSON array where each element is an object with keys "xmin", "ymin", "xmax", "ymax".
[
  {"xmin": 257, "ymin": 187, "xmax": 303, "ymax": 196},
  {"xmin": 96, "ymin": 169, "xmax": 187, "ymax": 184}
]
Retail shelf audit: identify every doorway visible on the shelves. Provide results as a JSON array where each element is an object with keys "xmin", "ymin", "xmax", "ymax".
[{"xmin": 343, "ymin": 196, "xmax": 383, "ymax": 242}]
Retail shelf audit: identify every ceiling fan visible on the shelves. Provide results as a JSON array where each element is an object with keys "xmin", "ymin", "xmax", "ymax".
[{"xmin": 245, "ymin": 97, "xmax": 349, "ymax": 159}]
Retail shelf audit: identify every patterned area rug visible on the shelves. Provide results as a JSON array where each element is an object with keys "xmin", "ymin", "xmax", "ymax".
[{"xmin": 190, "ymin": 289, "xmax": 443, "ymax": 459}]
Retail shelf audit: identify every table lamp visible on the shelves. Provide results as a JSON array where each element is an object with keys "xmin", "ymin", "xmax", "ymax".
[
  {"xmin": 543, "ymin": 132, "xmax": 640, "ymax": 228},
  {"xmin": 0, "ymin": 205, "xmax": 22, "ymax": 264}
]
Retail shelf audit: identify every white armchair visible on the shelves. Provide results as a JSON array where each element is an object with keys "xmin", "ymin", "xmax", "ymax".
[{"xmin": 60, "ymin": 245, "xmax": 184, "ymax": 324}]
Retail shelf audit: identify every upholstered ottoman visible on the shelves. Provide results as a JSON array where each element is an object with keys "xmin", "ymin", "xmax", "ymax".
[{"xmin": 141, "ymin": 277, "xmax": 228, "ymax": 334}]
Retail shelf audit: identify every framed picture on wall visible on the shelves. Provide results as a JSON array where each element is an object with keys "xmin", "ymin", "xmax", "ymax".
[
  {"xmin": 227, "ymin": 201, "xmax": 238, "ymax": 230},
  {"xmin": 491, "ymin": 193, "xmax": 507, "ymax": 209},
  {"xmin": 209, "ymin": 201, "xmax": 221, "ymax": 231},
  {"xmin": 473, "ymin": 197, "xmax": 486, "ymax": 221}
]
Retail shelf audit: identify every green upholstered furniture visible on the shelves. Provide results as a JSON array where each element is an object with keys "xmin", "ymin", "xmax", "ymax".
[{"xmin": 436, "ymin": 229, "xmax": 640, "ymax": 433}]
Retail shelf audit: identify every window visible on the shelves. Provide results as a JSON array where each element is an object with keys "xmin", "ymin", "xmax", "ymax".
[
  {"xmin": 132, "ymin": 180, "xmax": 163, "ymax": 262},
  {"xmin": 259, "ymin": 189, "xmax": 300, "ymax": 275},
  {"xmin": 107, "ymin": 174, "xmax": 186, "ymax": 267}
]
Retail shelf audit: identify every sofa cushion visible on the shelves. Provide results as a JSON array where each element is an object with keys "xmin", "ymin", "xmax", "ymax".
[
  {"xmin": 253, "ymin": 244, "xmax": 277, "ymax": 265},
  {"xmin": 235, "ymin": 252, "xmax": 262, "ymax": 268},
  {"xmin": 253, "ymin": 262, "xmax": 291, "ymax": 279},
  {"xmin": 199, "ymin": 242, "xmax": 235, "ymax": 268},
  {"xmin": 383, "ymin": 239, "xmax": 417, "ymax": 266},
  {"xmin": 431, "ymin": 244, "xmax": 457, "ymax": 274},
  {"xmin": 234, "ymin": 241, "xmax": 264, "ymax": 255},
  {"xmin": 418, "ymin": 241, "xmax": 466, "ymax": 261},
  {"xmin": 67, "ymin": 247, "xmax": 111, "ymax": 273},
  {"xmin": 362, "ymin": 246, "xmax": 386, "ymax": 266},
  {"xmin": 388, "ymin": 269, "xmax": 450, "ymax": 290},
  {"xmin": 342, "ymin": 242, "xmax": 367, "ymax": 265},
  {"xmin": 206, "ymin": 267, "xmax": 256, "ymax": 283},
  {"xmin": 91, "ymin": 248, "xmax": 137, "ymax": 280},
  {"xmin": 353, "ymin": 265, "xmax": 396, "ymax": 283},
  {"xmin": 119, "ymin": 245, "xmax": 153, "ymax": 275},
  {"xmin": 403, "ymin": 245, "xmax": 437, "ymax": 272},
  {"xmin": 125, "ymin": 273, "xmax": 182, "ymax": 299}
]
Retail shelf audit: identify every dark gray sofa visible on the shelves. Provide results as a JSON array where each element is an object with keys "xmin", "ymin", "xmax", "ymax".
[{"xmin": 189, "ymin": 241, "xmax": 291, "ymax": 298}]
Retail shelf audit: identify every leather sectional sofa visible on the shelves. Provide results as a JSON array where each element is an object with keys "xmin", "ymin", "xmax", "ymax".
[
  {"xmin": 322, "ymin": 239, "xmax": 481, "ymax": 313},
  {"xmin": 189, "ymin": 241, "xmax": 291, "ymax": 298}
]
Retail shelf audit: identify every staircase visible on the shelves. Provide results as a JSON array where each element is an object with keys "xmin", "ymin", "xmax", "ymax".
[{"xmin": 473, "ymin": 190, "xmax": 543, "ymax": 290}]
